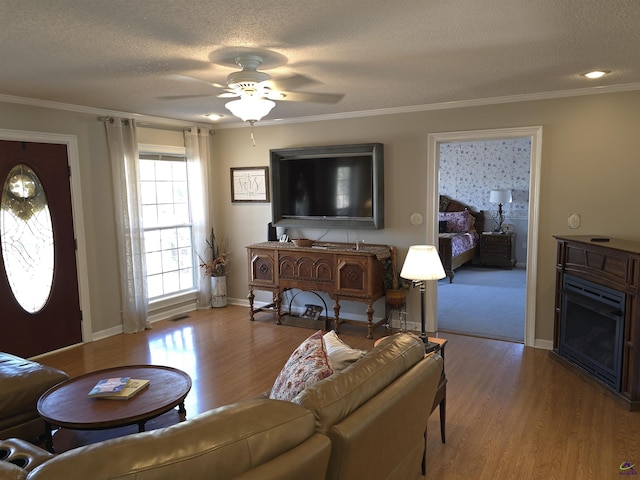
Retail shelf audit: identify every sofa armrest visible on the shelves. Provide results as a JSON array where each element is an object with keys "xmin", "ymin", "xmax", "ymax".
[{"xmin": 324, "ymin": 354, "xmax": 443, "ymax": 479}]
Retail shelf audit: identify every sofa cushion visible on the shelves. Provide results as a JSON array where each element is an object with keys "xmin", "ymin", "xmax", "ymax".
[
  {"xmin": 0, "ymin": 459, "xmax": 27, "ymax": 480},
  {"xmin": 323, "ymin": 331, "xmax": 366, "ymax": 372},
  {"xmin": 269, "ymin": 330, "xmax": 333, "ymax": 401},
  {"xmin": 292, "ymin": 333, "xmax": 426, "ymax": 433}
]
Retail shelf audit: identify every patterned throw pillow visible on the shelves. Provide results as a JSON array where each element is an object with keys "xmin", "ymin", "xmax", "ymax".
[
  {"xmin": 438, "ymin": 210, "xmax": 471, "ymax": 233},
  {"xmin": 269, "ymin": 330, "xmax": 334, "ymax": 401}
]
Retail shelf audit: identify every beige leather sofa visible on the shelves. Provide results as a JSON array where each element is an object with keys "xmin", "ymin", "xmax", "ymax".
[
  {"xmin": 0, "ymin": 333, "xmax": 442, "ymax": 480},
  {"xmin": 0, "ymin": 353, "xmax": 69, "ymax": 441},
  {"xmin": 294, "ymin": 333, "xmax": 442, "ymax": 480}
]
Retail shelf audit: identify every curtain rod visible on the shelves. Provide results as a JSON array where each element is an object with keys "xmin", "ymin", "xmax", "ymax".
[{"xmin": 97, "ymin": 116, "xmax": 213, "ymax": 134}]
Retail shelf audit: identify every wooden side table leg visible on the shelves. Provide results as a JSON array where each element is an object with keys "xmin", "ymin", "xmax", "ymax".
[
  {"xmin": 422, "ymin": 430, "xmax": 427, "ymax": 475},
  {"xmin": 333, "ymin": 299, "xmax": 341, "ymax": 333},
  {"xmin": 439, "ymin": 384, "xmax": 447, "ymax": 443}
]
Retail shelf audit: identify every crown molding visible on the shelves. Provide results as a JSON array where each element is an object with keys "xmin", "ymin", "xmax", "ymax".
[
  {"xmin": 3, "ymin": 81, "xmax": 640, "ymax": 130},
  {"xmin": 0, "ymin": 93, "xmax": 212, "ymax": 130},
  {"xmin": 239, "ymin": 81, "xmax": 640, "ymax": 129}
]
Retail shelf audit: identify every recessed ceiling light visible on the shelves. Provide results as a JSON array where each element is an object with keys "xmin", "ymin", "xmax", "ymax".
[
  {"xmin": 582, "ymin": 70, "xmax": 610, "ymax": 79},
  {"xmin": 205, "ymin": 114, "xmax": 224, "ymax": 121}
]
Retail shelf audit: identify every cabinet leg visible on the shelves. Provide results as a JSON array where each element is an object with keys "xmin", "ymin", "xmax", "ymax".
[
  {"xmin": 274, "ymin": 292, "xmax": 282, "ymax": 325},
  {"xmin": 248, "ymin": 289, "xmax": 255, "ymax": 321},
  {"xmin": 333, "ymin": 300, "xmax": 341, "ymax": 333},
  {"xmin": 366, "ymin": 302, "xmax": 374, "ymax": 339}
]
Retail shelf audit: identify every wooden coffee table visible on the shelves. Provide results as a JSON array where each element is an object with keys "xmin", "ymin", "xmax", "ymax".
[{"xmin": 37, "ymin": 365, "xmax": 191, "ymax": 452}]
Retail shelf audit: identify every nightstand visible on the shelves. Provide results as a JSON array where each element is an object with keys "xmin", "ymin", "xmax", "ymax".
[{"xmin": 480, "ymin": 232, "xmax": 516, "ymax": 268}]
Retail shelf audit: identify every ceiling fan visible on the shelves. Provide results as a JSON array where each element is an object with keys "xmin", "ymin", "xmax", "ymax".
[
  {"xmin": 219, "ymin": 54, "xmax": 342, "ymax": 102},
  {"xmin": 173, "ymin": 54, "xmax": 344, "ymax": 123}
]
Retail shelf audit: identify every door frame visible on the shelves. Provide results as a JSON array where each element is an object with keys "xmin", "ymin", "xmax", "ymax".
[
  {"xmin": 426, "ymin": 126, "xmax": 542, "ymax": 347},
  {"xmin": 0, "ymin": 128, "xmax": 92, "ymax": 348}
]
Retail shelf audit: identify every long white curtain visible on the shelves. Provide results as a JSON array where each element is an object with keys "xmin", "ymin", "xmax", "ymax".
[
  {"xmin": 185, "ymin": 128, "xmax": 211, "ymax": 309},
  {"xmin": 104, "ymin": 117, "xmax": 150, "ymax": 332}
]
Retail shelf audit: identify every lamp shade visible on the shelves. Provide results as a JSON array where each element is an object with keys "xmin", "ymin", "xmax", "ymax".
[
  {"xmin": 489, "ymin": 189, "xmax": 512, "ymax": 204},
  {"xmin": 400, "ymin": 245, "xmax": 446, "ymax": 281},
  {"xmin": 225, "ymin": 97, "xmax": 276, "ymax": 122}
]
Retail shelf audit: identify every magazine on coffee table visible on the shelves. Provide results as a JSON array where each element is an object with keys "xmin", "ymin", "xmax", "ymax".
[
  {"xmin": 88, "ymin": 378, "xmax": 150, "ymax": 400},
  {"xmin": 88, "ymin": 377, "xmax": 130, "ymax": 397}
]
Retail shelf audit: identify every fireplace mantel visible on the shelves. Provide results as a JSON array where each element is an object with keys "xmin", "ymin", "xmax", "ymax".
[{"xmin": 553, "ymin": 235, "xmax": 640, "ymax": 410}]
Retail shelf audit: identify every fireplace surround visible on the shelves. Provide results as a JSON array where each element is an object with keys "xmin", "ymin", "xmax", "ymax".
[{"xmin": 553, "ymin": 235, "xmax": 640, "ymax": 410}]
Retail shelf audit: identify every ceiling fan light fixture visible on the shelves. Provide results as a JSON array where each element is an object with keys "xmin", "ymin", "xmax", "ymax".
[
  {"xmin": 225, "ymin": 97, "xmax": 276, "ymax": 122},
  {"xmin": 582, "ymin": 70, "xmax": 610, "ymax": 79}
]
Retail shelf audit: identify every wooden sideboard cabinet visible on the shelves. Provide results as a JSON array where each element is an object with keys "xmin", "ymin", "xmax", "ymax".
[
  {"xmin": 480, "ymin": 233, "xmax": 516, "ymax": 268},
  {"xmin": 246, "ymin": 241, "xmax": 387, "ymax": 338}
]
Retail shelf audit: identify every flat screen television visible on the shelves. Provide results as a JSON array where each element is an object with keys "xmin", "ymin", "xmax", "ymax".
[{"xmin": 270, "ymin": 143, "xmax": 384, "ymax": 230}]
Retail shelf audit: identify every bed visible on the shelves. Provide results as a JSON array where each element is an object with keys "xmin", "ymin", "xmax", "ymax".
[{"xmin": 438, "ymin": 195, "xmax": 484, "ymax": 283}]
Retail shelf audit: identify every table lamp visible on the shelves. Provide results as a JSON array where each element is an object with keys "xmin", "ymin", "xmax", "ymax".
[
  {"xmin": 489, "ymin": 189, "xmax": 512, "ymax": 233},
  {"xmin": 400, "ymin": 245, "xmax": 446, "ymax": 352}
]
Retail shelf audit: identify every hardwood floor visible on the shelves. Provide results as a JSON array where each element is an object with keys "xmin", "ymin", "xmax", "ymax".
[{"xmin": 37, "ymin": 305, "xmax": 640, "ymax": 479}]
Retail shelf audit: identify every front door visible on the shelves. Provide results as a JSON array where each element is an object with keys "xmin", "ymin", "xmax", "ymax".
[{"xmin": 0, "ymin": 140, "xmax": 82, "ymax": 357}]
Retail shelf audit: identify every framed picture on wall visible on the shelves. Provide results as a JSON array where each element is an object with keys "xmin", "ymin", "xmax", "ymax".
[{"xmin": 230, "ymin": 166, "xmax": 270, "ymax": 203}]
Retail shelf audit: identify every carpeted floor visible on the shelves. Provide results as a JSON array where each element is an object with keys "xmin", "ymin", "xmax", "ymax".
[{"xmin": 437, "ymin": 265, "xmax": 526, "ymax": 343}]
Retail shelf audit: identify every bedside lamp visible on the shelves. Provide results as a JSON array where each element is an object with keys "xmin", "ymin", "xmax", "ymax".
[
  {"xmin": 489, "ymin": 189, "xmax": 512, "ymax": 233},
  {"xmin": 400, "ymin": 245, "xmax": 446, "ymax": 351}
]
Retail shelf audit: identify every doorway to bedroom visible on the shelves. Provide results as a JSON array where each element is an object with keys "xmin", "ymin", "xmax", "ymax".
[
  {"xmin": 426, "ymin": 126, "xmax": 542, "ymax": 347},
  {"xmin": 438, "ymin": 137, "xmax": 529, "ymax": 343}
]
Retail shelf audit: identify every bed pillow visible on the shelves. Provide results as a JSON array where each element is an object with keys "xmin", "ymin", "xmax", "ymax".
[
  {"xmin": 270, "ymin": 330, "xmax": 333, "ymax": 401},
  {"xmin": 323, "ymin": 331, "xmax": 367, "ymax": 371},
  {"xmin": 439, "ymin": 210, "xmax": 471, "ymax": 233}
]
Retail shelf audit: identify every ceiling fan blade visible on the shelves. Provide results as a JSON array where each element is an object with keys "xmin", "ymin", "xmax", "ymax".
[
  {"xmin": 217, "ymin": 91, "xmax": 241, "ymax": 99},
  {"xmin": 158, "ymin": 94, "xmax": 216, "ymax": 101},
  {"xmin": 264, "ymin": 74, "xmax": 315, "ymax": 92},
  {"xmin": 279, "ymin": 91, "xmax": 345, "ymax": 104},
  {"xmin": 167, "ymin": 74, "xmax": 226, "ymax": 89}
]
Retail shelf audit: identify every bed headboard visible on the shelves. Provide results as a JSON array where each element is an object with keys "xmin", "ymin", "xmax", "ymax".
[{"xmin": 439, "ymin": 195, "xmax": 485, "ymax": 233}]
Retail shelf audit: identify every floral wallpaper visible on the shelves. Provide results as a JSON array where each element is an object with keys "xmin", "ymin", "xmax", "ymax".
[{"xmin": 439, "ymin": 138, "xmax": 531, "ymax": 227}]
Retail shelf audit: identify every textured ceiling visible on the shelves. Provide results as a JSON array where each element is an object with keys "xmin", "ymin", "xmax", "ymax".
[{"xmin": 1, "ymin": 0, "xmax": 639, "ymax": 125}]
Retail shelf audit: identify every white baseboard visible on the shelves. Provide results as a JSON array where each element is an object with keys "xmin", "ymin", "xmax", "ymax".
[
  {"xmin": 91, "ymin": 303, "xmax": 197, "ymax": 342},
  {"xmin": 92, "ymin": 324, "xmax": 124, "ymax": 341},
  {"xmin": 534, "ymin": 339, "xmax": 553, "ymax": 350},
  {"xmin": 148, "ymin": 302, "xmax": 196, "ymax": 324}
]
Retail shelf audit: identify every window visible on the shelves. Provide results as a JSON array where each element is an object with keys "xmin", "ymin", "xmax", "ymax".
[{"xmin": 139, "ymin": 150, "xmax": 195, "ymax": 299}]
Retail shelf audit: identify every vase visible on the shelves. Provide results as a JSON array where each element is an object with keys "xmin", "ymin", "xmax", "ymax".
[{"xmin": 210, "ymin": 275, "xmax": 227, "ymax": 308}]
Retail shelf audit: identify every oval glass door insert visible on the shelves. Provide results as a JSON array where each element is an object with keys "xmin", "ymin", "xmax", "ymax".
[{"xmin": 0, "ymin": 164, "xmax": 54, "ymax": 313}]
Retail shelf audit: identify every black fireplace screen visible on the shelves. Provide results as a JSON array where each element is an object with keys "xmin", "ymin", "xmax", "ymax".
[{"xmin": 560, "ymin": 274, "xmax": 625, "ymax": 390}]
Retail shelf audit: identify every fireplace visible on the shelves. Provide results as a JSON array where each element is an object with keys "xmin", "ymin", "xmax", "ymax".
[
  {"xmin": 559, "ymin": 274, "xmax": 625, "ymax": 390},
  {"xmin": 554, "ymin": 235, "xmax": 640, "ymax": 410}
]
